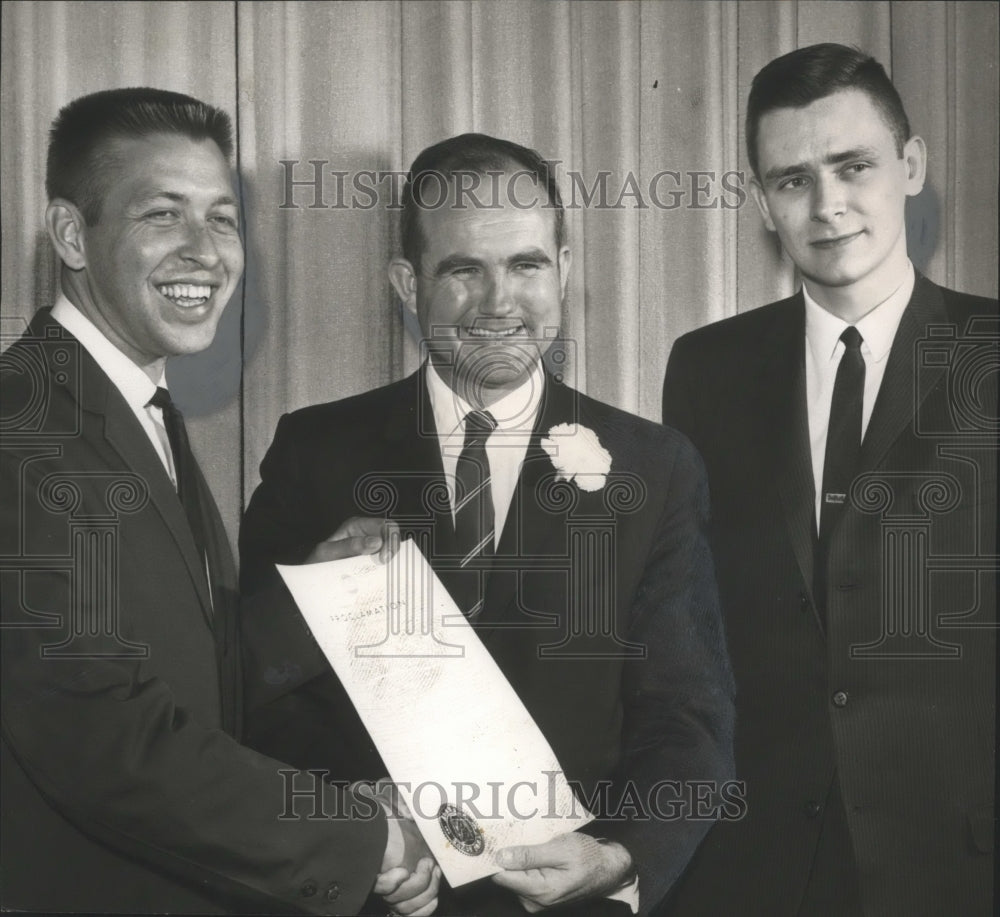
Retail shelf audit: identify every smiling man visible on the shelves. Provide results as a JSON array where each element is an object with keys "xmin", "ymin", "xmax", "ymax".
[
  {"xmin": 661, "ymin": 44, "xmax": 997, "ymax": 916},
  {"xmin": 1, "ymin": 88, "xmax": 438, "ymax": 916},
  {"xmin": 239, "ymin": 133, "xmax": 735, "ymax": 916}
]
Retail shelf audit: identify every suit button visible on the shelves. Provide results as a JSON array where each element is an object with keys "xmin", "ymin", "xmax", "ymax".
[
  {"xmin": 799, "ymin": 592, "xmax": 810, "ymax": 612},
  {"xmin": 325, "ymin": 883, "xmax": 340, "ymax": 902},
  {"xmin": 804, "ymin": 799, "xmax": 821, "ymax": 818},
  {"xmin": 300, "ymin": 880, "xmax": 317, "ymax": 897},
  {"xmin": 832, "ymin": 690, "xmax": 848, "ymax": 707}
]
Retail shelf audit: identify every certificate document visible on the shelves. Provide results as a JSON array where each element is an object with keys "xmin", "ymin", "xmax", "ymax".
[{"xmin": 275, "ymin": 538, "xmax": 593, "ymax": 886}]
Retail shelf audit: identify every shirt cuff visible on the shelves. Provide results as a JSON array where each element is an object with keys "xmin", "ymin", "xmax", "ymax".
[{"xmin": 606, "ymin": 875, "xmax": 639, "ymax": 913}]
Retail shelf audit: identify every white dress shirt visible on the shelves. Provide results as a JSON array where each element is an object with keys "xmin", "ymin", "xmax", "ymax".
[
  {"xmin": 425, "ymin": 360, "xmax": 543, "ymax": 543},
  {"xmin": 52, "ymin": 294, "xmax": 178, "ymax": 488},
  {"xmin": 804, "ymin": 262, "xmax": 915, "ymax": 527}
]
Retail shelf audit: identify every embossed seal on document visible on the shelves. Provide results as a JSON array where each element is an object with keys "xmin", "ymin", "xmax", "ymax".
[{"xmin": 438, "ymin": 804, "xmax": 485, "ymax": 856}]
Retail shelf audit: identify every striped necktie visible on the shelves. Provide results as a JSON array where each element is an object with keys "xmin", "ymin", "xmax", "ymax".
[{"xmin": 453, "ymin": 410, "xmax": 497, "ymax": 615}]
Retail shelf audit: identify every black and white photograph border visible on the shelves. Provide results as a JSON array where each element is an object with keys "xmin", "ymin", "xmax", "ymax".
[{"xmin": 1, "ymin": 2, "xmax": 997, "ymax": 916}]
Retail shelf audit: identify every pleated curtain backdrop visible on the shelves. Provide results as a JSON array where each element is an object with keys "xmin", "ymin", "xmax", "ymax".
[{"xmin": 2, "ymin": 0, "xmax": 997, "ymax": 549}]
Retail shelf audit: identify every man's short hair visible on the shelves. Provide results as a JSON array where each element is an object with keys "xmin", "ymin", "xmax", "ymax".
[
  {"xmin": 746, "ymin": 43, "xmax": 911, "ymax": 178},
  {"xmin": 46, "ymin": 87, "xmax": 235, "ymax": 225},
  {"xmin": 400, "ymin": 133, "xmax": 565, "ymax": 269}
]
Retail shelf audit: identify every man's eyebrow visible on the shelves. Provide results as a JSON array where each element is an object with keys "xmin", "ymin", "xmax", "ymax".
[
  {"xmin": 825, "ymin": 146, "xmax": 881, "ymax": 165},
  {"xmin": 138, "ymin": 190, "xmax": 239, "ymax": 207},
  {"xmin": 432, "ymin": 253, "xmax": 485, "ymax": 276},
  {"xmin": 507, "ymin": 247, "xmax": 553, "ymax": 266},
  {"xmin": 764, "ymin": 147, "xmax": 883, "ymax": 183},
  {"xmin": 763, "ymin": 163, "xmax": 807, "ymax": 183}
]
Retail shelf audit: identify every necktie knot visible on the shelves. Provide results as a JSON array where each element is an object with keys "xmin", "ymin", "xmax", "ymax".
[
  {"xmin": 840, "ymin": 326, "xmax": 863, "ymax": 352},
  {"xmin": 148, "ymin": 386, "xmax": 174, "ymax": 411},
  {"xmin": 463, "ymin": 410, "xmax": 497, "ymax": 443}
]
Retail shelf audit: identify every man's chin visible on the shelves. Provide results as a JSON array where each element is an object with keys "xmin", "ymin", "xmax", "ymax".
[
  {"xmin": 445, "ymin": 348, "xmax": 541, "ymax": 399},
  {"xmin": 800, "ymin": 261, "xmax": 871, "ymax": 291},
  {"xmin": 162, "ymin": 324, "xmax": 223, "ymax": 357},
  {"xmin": 450, "ymin": 367, "xmax": 537, "ymax": 405}
]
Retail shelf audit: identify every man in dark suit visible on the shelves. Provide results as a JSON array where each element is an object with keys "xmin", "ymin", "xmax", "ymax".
[
  {"xmin": 661, "ymin": 44, "xmax": 997, "ymax": 917},
  {"xmin": 239, "ymin": 133, "xmax": 736, "ymax": 916},
  {"xmin": 1, "ymin": 88, "xmax": 438, "ymax": 916}
]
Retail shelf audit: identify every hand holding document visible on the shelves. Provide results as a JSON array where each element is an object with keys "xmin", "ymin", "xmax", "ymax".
[{"xmin": 276, "ymin": 538, "xmax": 593, "ymax": 887}]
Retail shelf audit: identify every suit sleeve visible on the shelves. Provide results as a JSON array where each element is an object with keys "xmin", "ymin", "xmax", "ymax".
[
  {"xmin": 661, "ymin": 334, "xmax": 699, "ymax": 437},
  {"xmin": 239, "ymin": 413, "xmax": 343, "ymax": 713},
  {"xmin": 1, "ymin": 412, "xmax": 387, "ymax": 915},
  {"xmin": 240, "ymin": 413, "xmax": 338, "ymax": 589},
  {"xmin": 237, "ymin": 413, "xmax": 389, "ymax": 785},
  {"xmin": 595, "ymin": 433, "xmax": 736, "ymax": 913}
]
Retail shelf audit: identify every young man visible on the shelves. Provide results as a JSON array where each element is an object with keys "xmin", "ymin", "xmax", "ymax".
[
  {"xmin": 662, "ymin": 43, "xmax": 996, "ymax": 917},
  {"xmin": 1, "ymin": 88, "xmax": 437, "ymax": 916}
]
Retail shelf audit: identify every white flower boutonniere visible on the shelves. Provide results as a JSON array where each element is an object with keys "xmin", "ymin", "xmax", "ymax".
[{"xmin": 540, "ymin": 423, "xmax": 612, "ymax": 492}]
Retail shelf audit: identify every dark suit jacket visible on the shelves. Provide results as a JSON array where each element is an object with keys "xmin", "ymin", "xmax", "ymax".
[
  {"xmin": 1, "ymin": 310, "xmax": 386, "ymax": 915},
  {"xmin": 661, "ymin": 275, "xmax": 997, "ymax": 916},
  {"xmin": 239, "ymin": 369, "xmax": 735, "ymax": 916}
]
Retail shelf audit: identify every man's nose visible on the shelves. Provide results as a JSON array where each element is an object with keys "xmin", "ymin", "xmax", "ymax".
[
  {"xmin": 811, "ymin": 175, "xmax": 847, "ymax": 223},
  {"xmin": 480, "ymin": 271, "xmax": 515, "ymax": 314},
  {"xmin": 177, "ymin": 220, "xmax": 222, "ymax": 267}
]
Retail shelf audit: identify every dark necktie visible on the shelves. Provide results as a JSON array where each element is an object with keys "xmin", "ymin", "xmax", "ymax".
[
  {"xmin": 819, "ymin": 326, "xmax": 866, "ymax": 542},
  {"xmin": 815, "ymin": 327, "xmax": 865, "ymax": 621},
  {"xmin": 453, "ymin": 410, "xmax": 497, "ymax": 615},
  {"xmin": 148, "ymin": 387, "xmax": 209, "ymax": 571}
]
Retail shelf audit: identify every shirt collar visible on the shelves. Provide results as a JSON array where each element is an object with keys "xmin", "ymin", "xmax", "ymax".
[
  {"xmin": 804, "ymin": 261, "xmax": 914, "ymax": 365},
  {"xmin": 425, "ymin": 359, "xmax": 545, "ymax": 440},
  {"xmin": 51, "ymin": 293, "xmax": 165, "ymax": 411}
]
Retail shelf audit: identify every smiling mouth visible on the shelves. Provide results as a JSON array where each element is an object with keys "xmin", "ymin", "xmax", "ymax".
[
  {"xmin": 811, "ymin": 231, "xmax": 863, "ymax": 250},
  {"xmin": 156, "ymin": 283, "xmax": 214, "ymax": 307},
  {"xmin": 463, "ymin": 323, "xmax": 526, "ymax": 339}
]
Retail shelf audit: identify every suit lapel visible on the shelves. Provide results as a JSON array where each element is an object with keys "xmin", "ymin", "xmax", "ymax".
[
  {"xmin": 475, "ymin": 378, "xmax": 589, "ymax": 644},
  {"xmin": 48, "ymin": 314, "xmax": 216, "ymax": 626},
  {"xmin": 857, "ymin": 274, "xmax": 948, "ymax": 474},
  {"xmin": 381, "ymin": 373, "xmax": 457, "ymax": 571},
  {"xmin": 765, "ymin": 297, "xmax": 819, "ymax": 607},
  {"xmin": 771, "ymin": 276, "xmax": 948, "ymax": 620}
]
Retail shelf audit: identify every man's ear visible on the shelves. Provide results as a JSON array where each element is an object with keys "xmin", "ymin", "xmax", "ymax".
[
  {"xmin": 748, "ymin": 179, "xmax": 776, "ymax": 233},
  {"xmin": 902, "ymin": 135, "xmax": 927, "ymax": 197},
  {"xmin": 557, "ymin": 246, "xmax": 572, "ymax": 301},
  {"xmin": 46, "ymin": 199, "xmax": 87, "ymax": 270},
  {"xmin": 388, "ymin": 258, "xmax": 418, "ymax": 316}
]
